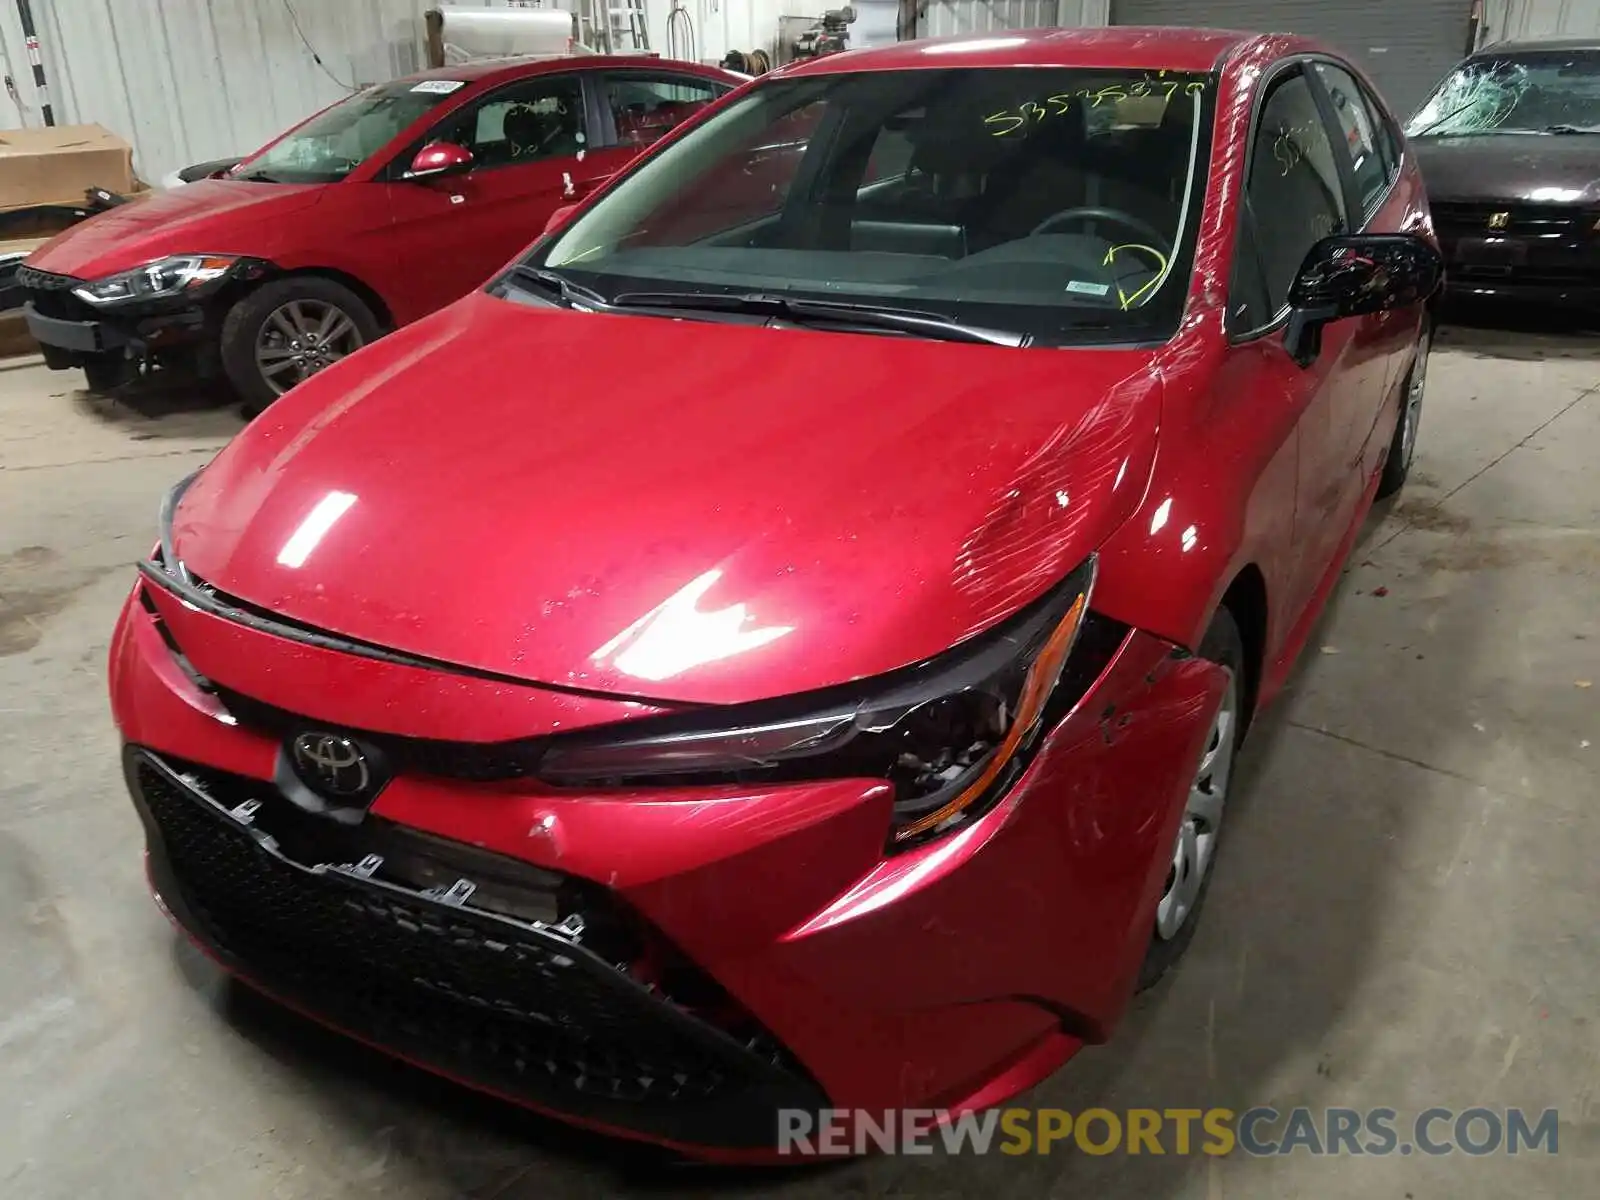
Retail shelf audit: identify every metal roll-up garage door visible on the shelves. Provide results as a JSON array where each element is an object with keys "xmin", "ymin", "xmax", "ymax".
[{"xmin": 1109, "ymin": 0, "xmax": 1473, "ymax": 118}]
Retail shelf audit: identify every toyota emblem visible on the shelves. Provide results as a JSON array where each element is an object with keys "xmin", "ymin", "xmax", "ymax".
[{"xmin": 291, "ymin": 732, "xmax": 372, "ymax": 798}]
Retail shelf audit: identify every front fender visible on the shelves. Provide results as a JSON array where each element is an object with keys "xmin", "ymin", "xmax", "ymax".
[{"xmin": 1090, "ymin": 319, "xmax": 1299, "ymax": 664}]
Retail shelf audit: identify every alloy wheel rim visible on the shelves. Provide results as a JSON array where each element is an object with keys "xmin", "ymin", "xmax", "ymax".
[
  {"xmin": 1155, "ymin": 670, "xmax": 1237, "ymax": 941},
  {"xmin": 1400, "ymin": 328, "xmax": 1430, "ymax": 469},
  {"xmin": 255, "ymin": 299, "xmax": 364, "ymax": 396}
]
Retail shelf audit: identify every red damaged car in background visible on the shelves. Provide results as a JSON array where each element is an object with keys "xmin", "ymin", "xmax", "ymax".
[
  {"xmin": 110, "ymin": 29, "xmax": 1440, "ymax": 1158},
  {"xmin": 19, "ymin": 55, "xmax": 741, "ymax": 410}
]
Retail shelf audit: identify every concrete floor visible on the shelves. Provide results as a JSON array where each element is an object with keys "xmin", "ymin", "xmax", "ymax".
[{"xmin": 1, "ymin": 320, "xmax": 1596, "ymax": 1198}]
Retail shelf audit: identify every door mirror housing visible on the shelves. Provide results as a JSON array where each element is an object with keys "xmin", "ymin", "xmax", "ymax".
[
  {"xmin": 404, "ymin": 141, "xmax": 474, "ymax": 180},
  {"xmin": 1283, "ymin": 234, "xmax": 1443, "ymax": 367},
  {"xmin": 543, "ymin": 203, "xmax": 579, "ymax": 235}
]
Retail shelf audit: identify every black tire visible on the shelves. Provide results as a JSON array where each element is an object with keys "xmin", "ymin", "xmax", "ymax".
[
  {"xmin": 81, "ymin": 353, "xmax": 132, "ymax": 393},
  {"xmin": 1377, "ymin": 319, "xmax": 1432, "ymax": 500},
  {"xmin": 1136, "ymin": 607, "xmax": 1245, "ymax": 992},
  {"xmin": 220, "ymin": 275, "xmax": 382, "ymax": 415}
]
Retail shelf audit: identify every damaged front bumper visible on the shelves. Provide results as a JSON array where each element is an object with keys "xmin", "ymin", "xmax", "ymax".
[
  {"xmin": 110, "ymin": 576, "xmax": 1229, "ymax": 1157},
  {"xmin": 18, "ymin": 264, "xmax": 225, "ymax": 366}
]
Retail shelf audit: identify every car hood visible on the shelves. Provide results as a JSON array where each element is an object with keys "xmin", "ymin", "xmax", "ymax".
[
  {"xmin": 26, "ymin": 179, "xmax": 327, "ymax": 278},
  {"xmin": 171, "ymin": 292, "xmax": 1162, "ymax": 706},
  {"xmin": 1412, "ymin": 133, "xmax": 1600, "ymax": 204}
]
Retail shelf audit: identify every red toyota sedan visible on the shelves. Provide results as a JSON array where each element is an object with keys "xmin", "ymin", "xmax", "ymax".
[
  {"xmin": 19, "ymin": 55, "xmax": 741, "ymax": 409},
  {"xmin": 110, "ymin": 29, "xmax": 1440, "ymax": 1159}
]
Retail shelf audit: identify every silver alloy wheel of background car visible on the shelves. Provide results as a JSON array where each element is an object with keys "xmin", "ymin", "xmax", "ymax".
[
  {"xmin": 254, "ymin": 299, "xmax": 366, "ymax": 395},
  {"xmin": 1154, "ymin": 669, "xmax": 1237, "ymax": 941},
  {"xmin": 1398, "ymin": 326, "xmax": 1431, "ymax": 472}
]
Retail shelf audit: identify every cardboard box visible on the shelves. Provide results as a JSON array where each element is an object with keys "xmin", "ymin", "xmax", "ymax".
[{"xmin": 0, "ymin": 124, "xmax": 135, "ymax": 211}]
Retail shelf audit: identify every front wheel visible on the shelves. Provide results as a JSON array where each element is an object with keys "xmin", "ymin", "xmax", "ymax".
[
  {"xmin": 1136, "ymin": 607, "xmax": 1244, "ymax": 991},
  {"xmin": 221, "ymin": 276, "xmax": 380, "ymax": 414},
  {"xmin": 1377, "ymin": 320, "xmax": 1431, "ymax": 499}
]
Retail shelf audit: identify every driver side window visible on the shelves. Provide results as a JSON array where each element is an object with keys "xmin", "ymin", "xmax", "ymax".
[
  {"xmin": 1238, "ymin": 70, "xmax": 1349, "ymax": 324},
  {"xmin": 441, "ymin": 76, "xmax": 587, "ymax": 170}
]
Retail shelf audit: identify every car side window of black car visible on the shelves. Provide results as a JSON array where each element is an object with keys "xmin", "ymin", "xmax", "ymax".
[
  {"xmin": 1313, "ymin": 62, "xmax": 1393, "ymax": 217},
  {"xmin": 439, "ymin": 75, "xmax": 589, "ymax": 170},
  {"xmin": 1239, "ymin": 70, "xmax": 1350, "ymax": 323}
]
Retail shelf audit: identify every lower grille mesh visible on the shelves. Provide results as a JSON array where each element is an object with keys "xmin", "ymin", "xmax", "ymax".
[{"xmin": 131, "ymin": 753, "xmax": 820, "ymax": 1140}]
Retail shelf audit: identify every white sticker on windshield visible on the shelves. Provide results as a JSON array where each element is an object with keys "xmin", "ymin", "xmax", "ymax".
[
  {"xmin": 1065, "ymin": 280, "xmax": 1111, "ymax": 297},
  {"xmin": 412, "ymin": 80, "xmax": 466, "ymax": 94}
]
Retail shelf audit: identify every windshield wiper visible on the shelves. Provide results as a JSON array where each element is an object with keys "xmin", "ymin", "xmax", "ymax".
[
  {"xmin": 503, "ymin": 264, "xmax": 608, "ymax": 309},
  {"xmin": 1539, "ymin": 123, "xmax": 1600, "ymax": 134},
  {"xmin": 1411, "ymin": 100, "xmax": 1488, "ymax": 138},
  {"xmin": 608, "ymin": 290, "xmax": 1028, "ymax": 347}
]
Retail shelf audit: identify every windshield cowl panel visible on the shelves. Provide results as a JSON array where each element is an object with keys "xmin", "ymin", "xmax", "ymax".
[{"xmin": 526, "ymin": 66, "xmax": 1217, "ymax": 347}]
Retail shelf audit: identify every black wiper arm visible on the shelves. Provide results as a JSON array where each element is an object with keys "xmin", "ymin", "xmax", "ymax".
[
  {"xmin": 503, "ymin": 264, "xmax": 609, "ymax": 309},
  {"xmin": 1540, "ymin": 123, "xmax": 1600, "ymax": 134},
  {"xmin": 609, "ymin": 290, "xmax": 1027, "ymax": 347},
  {"xmin": 1411, "ymin": 100, "xmax": 1483, "ymax": 138}
]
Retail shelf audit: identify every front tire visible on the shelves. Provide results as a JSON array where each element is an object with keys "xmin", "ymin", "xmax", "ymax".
[
  {"xmin": 221, "ymin": 276, "xmax": 380, "ymax": 414},
  {"xmin": 1377, "ymin": 320, "xmax": 1431, "ymax": 499},
  {"xmin": 1136, "ymin": 607, "xmax": 1244, "ymax": 992}
]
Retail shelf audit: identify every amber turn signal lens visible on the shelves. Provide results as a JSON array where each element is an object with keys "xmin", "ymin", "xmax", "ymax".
[{"xmin": 891, "ymin": 590, "xmax": 1088, "ymax": 843}]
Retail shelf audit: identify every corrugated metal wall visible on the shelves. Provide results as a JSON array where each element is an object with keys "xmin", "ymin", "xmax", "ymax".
[
  {"xmin": 1110, "ymin": 0, "xmax": 1473, "ymax": 116},
  {"xmin": 919, "ymin": 0, "xmax": 1108, "ymax": 38},
  {"xmin": 0, "ymin": 0, "xmax": 429, "ymax": 184},
  {"xmin": 1483, "ymin": 0, "xmax": 1600, "ymax": 42}
]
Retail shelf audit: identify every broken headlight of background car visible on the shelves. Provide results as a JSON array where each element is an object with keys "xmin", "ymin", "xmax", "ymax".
[{"xmin": 539, "ymin": 558, "xmax": 1122, "ymax": 848}]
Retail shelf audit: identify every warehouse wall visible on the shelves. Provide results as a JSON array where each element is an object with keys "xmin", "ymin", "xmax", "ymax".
[
  {"xmin": 17, "ymin": 0, "xmax": 1580, "ymax": 189},
  {"xmin": 1482, "ymin": 0, "xmax": 1600, "ymax": 42},
  {"xmin": 0, "ymin": 0, "xmax": 429, "ymax": 184},
  {"xmin": 919, "ymin": 0, "xmax": 1107, "ymax": 37}
]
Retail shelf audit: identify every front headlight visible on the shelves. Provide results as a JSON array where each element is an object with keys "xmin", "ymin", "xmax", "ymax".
[
  {"xmin": 540, "ymin": 558, "xmax": 1114, "ymax": 848},
  {"xmin": 73, "ymin": 255, "xmax": 239, "ymax": 306}
]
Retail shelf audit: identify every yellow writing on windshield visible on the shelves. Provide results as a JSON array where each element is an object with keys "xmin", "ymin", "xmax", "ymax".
[
  {"xmin": 985, "ymin": 77, "xmax": 1206, "ymax": 137},
  {"xmin": 1103, "ymin": 243, "xmax": 1168, "ymax": 311}
]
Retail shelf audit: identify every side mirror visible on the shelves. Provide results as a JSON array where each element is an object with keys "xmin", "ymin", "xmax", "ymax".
[
  {"xmin": 1283, "ymin": 234, "xmax": 1443, "ymax": 368},
  {"xmin": 543, "ymin": 203, "xmax": 579, "ymax": 235},
  {"xmin": 404, "ymin": 141, "xmax": 474, "ymax": 180}
]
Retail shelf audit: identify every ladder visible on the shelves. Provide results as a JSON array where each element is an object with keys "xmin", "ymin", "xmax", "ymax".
[{"xmin": 576, "ymin": 0, "xmax": 650, "ymax": 54}]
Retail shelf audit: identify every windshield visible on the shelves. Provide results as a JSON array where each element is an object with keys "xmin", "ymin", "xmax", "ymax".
[
  {"xmin": 526, "ymin": 67, "xmax": 1215, "ymax": 346},
  {"xmin": 1407, "ymin": 50, "xmax": 1600, "ymax": 137},
  {"xmin": 234, "ymin": 79, "xmax": 463, "ymax": 183}
]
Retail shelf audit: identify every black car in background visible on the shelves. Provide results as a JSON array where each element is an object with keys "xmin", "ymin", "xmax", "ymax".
[{"xmin": 1406, "ymin": 38, "xmax": 1600, "ymax": 309}]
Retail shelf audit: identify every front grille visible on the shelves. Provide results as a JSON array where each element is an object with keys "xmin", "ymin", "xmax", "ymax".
[
  {"xmin": 16, "ymin": 264, "xmax": 98, "ymax": 321},
  {"xmin": 130, "ymin": 750, "xmax": 822, "ymax": 1144},
  {"xmin": 1431, "ymin": 201, "xmax": 1597, "ymax": 237},
  {"xmin": 212, "ymin": 685, "xmax": 551, "ymax": 782}
]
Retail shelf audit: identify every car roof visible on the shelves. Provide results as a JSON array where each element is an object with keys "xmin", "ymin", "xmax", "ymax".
[
  {"xmin": 1472, "ymin": 36, "xmax": 1600, "ymax": 56},
  {"xmin": 399, "ymin": 54, "xmax": 727, "ymax": 88},
  {"xmin": 778, "ymin": 26, "xmax": 1304, "ymax": 76}
]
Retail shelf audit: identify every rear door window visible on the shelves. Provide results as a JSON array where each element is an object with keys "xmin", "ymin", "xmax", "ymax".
[
  {"xmin": 1313, "ymin": 62, "xmax": 1392, "ymax": 218},
  {"xmin": 603, "ymin": 73, "xmax": 730, "ymax": 147}
]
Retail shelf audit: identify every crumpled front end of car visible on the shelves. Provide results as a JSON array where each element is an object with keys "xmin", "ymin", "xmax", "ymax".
[{"xmin": 110, "ymin": 548, "xmax": 1227, "ymax": 1159}]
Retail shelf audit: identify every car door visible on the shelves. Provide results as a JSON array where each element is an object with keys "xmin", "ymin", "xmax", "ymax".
[
  {"xmin": 1311, "ymin": 60, "xmax": 1415, "ymax": 483},
  {"xmin": 579, "ymin": 69, "xmax": 738, "ymax": 183},
  {"xmin": 1228, "ymin": 66, "xmax": 1368, "ymax": 624},
  {"xmin": 377, "ymin": 71, "xmax": 597, "ymax": 319}
]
